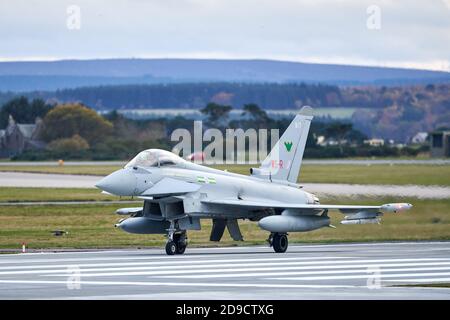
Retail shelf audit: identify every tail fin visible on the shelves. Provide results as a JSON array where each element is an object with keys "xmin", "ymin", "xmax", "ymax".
[{"xmin": 259, "ymin": 106, "xmax": 313, "ymax": 183}]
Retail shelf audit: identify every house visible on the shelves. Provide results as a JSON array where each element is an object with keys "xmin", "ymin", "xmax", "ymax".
[
  {"xmin": 316, "ymin": 135, "xmax": 348, "ymax": 147},
  {"xmin": 0, "ymin": 115, "xmax": 46, "ymax": 158},
  {"xmin": 430, "ymin": 131, "xmax": 450, "ymax": 158},
  {"xmin": 411, "ymin": 132, "xmax": 428, "ymax": 144},
  {"xmin": 363, "ymin": 138, "xmax": 384, "ymax": 147}
]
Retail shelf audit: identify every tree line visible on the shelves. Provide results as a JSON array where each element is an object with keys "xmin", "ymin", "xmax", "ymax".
[
  {"xmin": 11, "ymin": 82, "xmax": 447, "ymax": 113},
  {"xmin": 2, "ymin": 81, "xmax": 449, "ymax": 143},
  {"xmin": 0, "ymin": 97, "xmax": 430, "ymax": 160},
  {"xmin": 28, "ymin": 82, "xmax": 342, "ymax": 109}
]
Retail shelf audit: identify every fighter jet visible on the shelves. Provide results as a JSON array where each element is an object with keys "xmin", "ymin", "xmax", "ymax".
[{"xmin": 96, "ymin": 106, "xmax": 412, "ymax": 255}]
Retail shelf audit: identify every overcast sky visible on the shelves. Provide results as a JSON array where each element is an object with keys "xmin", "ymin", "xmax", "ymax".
[{"xmin": 0, "ymin": 0, "xmax": 449, "ymax": 71}]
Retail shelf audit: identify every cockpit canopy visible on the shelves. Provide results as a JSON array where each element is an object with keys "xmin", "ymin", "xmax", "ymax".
[{"xmin": 125, "ymin": 149, "xmax": 185, "ymax": 168}]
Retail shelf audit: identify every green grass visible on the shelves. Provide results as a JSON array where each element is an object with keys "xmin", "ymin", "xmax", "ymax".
[
  {"xmin": 301, "ymin": 165, "xmax": 450, "ymax": 186},
  {"xmin": 2, "ymin": 164, "xmax": 450, "ymax": 186},
  {"xmin": 0, "ymin": 197, "xmax": 448, "ymax": 250},
  {"xmin": 0, "ymin": 187, "xmax": 131, "ymax": 202}
]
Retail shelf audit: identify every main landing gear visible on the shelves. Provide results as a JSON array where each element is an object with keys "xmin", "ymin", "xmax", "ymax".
[
  {"xmin": 268, "ymin": 232, "xmax": 288, "ymax": 253},
  {"xmin": 165, "ymin": 230, "xmax": 187, "ymax": 255}
]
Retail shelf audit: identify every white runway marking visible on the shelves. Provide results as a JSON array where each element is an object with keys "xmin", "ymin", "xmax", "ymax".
[
  {"xmin": 0, "ymin": 258, "xmax": 351, "ymax": 275},
  {"xmin": 48, "ymin": 268, "xmax": 450, "ymax": 279},
  {"xmin": 41, "ymin": 258, "xmax": 450, "ymax": 278},
  {"xmin": 2, "ymin": 255, "xmax": 450, "ymax": 284},
  {"xmin": 0, "ymin": 255, "xmax": 351, "ymax": 266},
  {"xmin": 0, "ymin": 256, "xmax": 350, "ymax": 270},
  {"xmin": 0, "ymin": 279, "xmax": 362, "ymax": 289},
  {"xmin": 1, "ymin": 243, "xmax": 450, "ymax": 299},
  {"xmin": 2, "ymin": 261, "xmax": 450, "ymax": 276},
  {"xmin": 158, "ymin": 266, "xmax": 450, "ymax": 279},
  {"xmin": 268, "ymin": 272, "xmax": 450, "ymax": 281}
]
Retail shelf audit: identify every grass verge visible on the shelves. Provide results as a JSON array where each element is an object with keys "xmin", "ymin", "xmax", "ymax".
[{"xmin": 0, "ymin": 197, "xmax": 448, "ymax": 249}]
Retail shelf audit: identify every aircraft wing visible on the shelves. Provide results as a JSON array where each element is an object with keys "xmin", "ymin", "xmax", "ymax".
[
  {"xmin": 139, "ymin": 177, "xmax": 201, "ymax": 198},
  {"xmin": 201, "ymin": 198, "xmax": 412, "ymax": 214}
]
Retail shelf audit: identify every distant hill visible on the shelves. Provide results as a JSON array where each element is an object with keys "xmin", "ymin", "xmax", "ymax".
[
  {"xmin": 0, "ymin": 58, "xmax": 449, "ymax": 91},
  {"xmin": 25, "ymin": 82, "xmax": 341, "ymax": 110}
]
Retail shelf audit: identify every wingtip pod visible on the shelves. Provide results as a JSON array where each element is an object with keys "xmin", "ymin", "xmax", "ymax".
[{"xmin": 381, "ymin": 203, "xmax": 413, "ymax": 213}]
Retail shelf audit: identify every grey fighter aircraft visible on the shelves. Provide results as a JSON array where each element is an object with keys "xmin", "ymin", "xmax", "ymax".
[{"xmin": 95, "ymin": 106, "xmax": 412, "ymax": 255}]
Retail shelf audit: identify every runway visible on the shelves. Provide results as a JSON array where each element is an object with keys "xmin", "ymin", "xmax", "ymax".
[
  {"xmin": 0, "ymin": 242, "xmax": 449, "ymax": 299},
  {"xmin": 1, "ymin": 172, "xmax": 449, "ymax": 199},
  {"xmin": 0, "ymin": 172, "xmax": 97, "ymax": 188}
]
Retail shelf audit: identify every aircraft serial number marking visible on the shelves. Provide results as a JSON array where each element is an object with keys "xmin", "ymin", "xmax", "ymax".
[{"xmin": 197, "ymin": 176, "xmax": 216, "ymax": 184}]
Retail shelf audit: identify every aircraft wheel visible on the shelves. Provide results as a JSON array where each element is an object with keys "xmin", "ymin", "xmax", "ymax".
[
  {"xmin": 173, "ymin": 232, "xmax": 187, "ymax": 254},
  {"xmin": 165, "ymin": 241, "xmax": 177, "ymax": 255},
  {"xmin": 273, "ymin": 233, "xmax": 288, "ymax": 253},
  {"xmin": 176, "ymin": 244, "xmax": 187, "ymax": 254}
]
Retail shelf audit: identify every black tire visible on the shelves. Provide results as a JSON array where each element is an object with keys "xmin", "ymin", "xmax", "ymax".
[
  {"xmin": 273, "ymin": 233, "xmax": 288, "ymax": 253},
  {"xmin": 165, "ymin": 241, "xmax": 177, "ymax": 255},
  {"xmin": 176, "ymin": 244, "xmax": 186, "ymax": 254},
  {"xmin": 173, "ymin": 233, "xmax": 187, "ymax": 254}
]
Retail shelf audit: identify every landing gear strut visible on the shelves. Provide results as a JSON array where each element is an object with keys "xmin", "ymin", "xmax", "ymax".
[
  {"xmin": 268, "ymin": 233, "xmax": 288, "ymax": 253},
  {"xmin": 166, "ymin": 222, "xmax": 187, "ymax": 255}
]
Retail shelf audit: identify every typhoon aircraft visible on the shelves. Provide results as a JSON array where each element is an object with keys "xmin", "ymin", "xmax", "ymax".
[{"xmin": 95, "ymin": 106, "xmax": 412, "ymax": 255}]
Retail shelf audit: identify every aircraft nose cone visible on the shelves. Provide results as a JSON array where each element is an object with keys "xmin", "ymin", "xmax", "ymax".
[{"xmin": 95, "ymin": 169, "xmax": 137, "ymax": 196}]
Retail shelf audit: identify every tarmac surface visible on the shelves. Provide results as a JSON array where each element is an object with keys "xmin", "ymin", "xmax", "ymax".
[
  {"xmin": 0, "ymin": 172, "xmax": 97, "ymax": 188},
  {"xmin": 0, "ymin": 242, "xmax": 449, "ymax": 299},
  {"xmin": 1, "ymin": 171, "xmax": 449, "ymax": 199}
]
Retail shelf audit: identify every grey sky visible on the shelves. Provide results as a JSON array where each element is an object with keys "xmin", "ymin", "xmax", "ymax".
[{"xmin": 0, "ymin": 0, "xmax": 449, "ymax": 71}]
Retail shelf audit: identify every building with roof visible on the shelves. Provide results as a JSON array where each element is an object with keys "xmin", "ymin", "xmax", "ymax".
[
  {"xmin": 363, "ymin": 138, "xmax": 385, "ymax": 147},
  {"xmin": 411, "ymin": 132, "xmax": 428, "ymax": 144},
  {"xmin": 430, "ymin": 131, "xmax": 450, "ymax": 158},
  {"xmin": 0, "ymin": 115, "xmax": 46, "ymax": 158}
]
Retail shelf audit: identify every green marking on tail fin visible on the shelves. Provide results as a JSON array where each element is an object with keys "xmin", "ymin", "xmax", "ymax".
[{"xmin": 284, "ymin": 141, "xmax": 293, "ymax": 152}]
